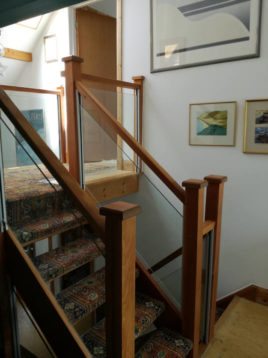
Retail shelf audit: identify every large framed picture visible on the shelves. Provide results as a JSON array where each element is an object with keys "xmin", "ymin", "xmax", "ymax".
[
  {"xmin": 189, "ymin": 102, "xmax": 236, "ymax": 146},
  {"xmin": 150, "ymin": 0, "xmax": 262, "ymax": 73},
  {"xmin": 244, "ymin": 99, "xmax": 268, "ymax": 154}
]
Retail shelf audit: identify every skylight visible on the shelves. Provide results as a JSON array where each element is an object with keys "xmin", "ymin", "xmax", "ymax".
[{"xmin": 18, "ymin": 16, "xmax": 42, "ymax": 30}]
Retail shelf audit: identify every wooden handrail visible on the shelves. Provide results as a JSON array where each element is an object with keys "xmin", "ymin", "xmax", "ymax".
[
  {"xmin": 0, "ymin": 89, "xmax": 105, "ymax": 237},
  {"xmin": 5, "ymin": 229, "xmax": 91, "ymax": 357},
  {"xmin": 149, "ymin": 247, "xmax": 183, "ymax": 274},
  {"xmin": 81, "ymin": 73, "xmax": 141, "ymax": 90},
  {"xmin": 76, "ymin": 80, "xmax": 186, "ymax": 204},
  {"xmin": 0, "ymin": 85, "xmax": 60, "ymax": 96}
]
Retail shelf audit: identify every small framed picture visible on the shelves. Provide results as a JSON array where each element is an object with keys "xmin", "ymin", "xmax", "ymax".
[
  {"xmin": 244, "ymin": 99, "xmax": 268, "ymax": 154},
  {"xmin": 44, "ymin": 34, "xmax": 58, "ymax": 63},
  {"xmin": 189, "ymin": 102, "xmax": 236, "ymax": 146}
]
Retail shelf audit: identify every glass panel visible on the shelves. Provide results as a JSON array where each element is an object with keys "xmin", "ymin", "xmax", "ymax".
[
  {"xmin": 5, "ymin": 91, "xmax": 61, "ymax": 162},
  {"xmin": 16, "ymin": 292, "xmax": 56, "ymax": 358},
  {"xmin": 0, "ymin": 110, "xmax": 105, "ymax": 355},
  {"xmin": 82, "ymin": 80, "xmax": 137, "ymax": 137},
  {"xmin": 80, "ymin": 92, "xmax": 183, "ymax": 307}
]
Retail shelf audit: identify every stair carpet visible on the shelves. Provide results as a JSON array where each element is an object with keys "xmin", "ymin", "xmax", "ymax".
[{"xmin": 5, "ymin": 164, "xmax": 192, "ymax": 357}]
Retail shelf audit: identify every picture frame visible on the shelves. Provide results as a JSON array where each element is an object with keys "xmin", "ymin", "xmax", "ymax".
[
  {"xmin": 150, "ymin": 0, "xmax": 262, "ymax": 73},
  {"xmin": 189, "ymin": 101, "xmax": 236, "ymax": 146},
  {"xmin": 244, "ymin": 99, "xmax": 268, "ymax": 154},
  {"xmin": 44, "ymin": 34, "xmax": 58, "ymax": 63}
]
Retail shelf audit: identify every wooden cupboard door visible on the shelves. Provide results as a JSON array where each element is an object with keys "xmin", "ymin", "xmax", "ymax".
[{"xmin": 76, "ymin": 8, "xmax": 117, "ymax": 162}]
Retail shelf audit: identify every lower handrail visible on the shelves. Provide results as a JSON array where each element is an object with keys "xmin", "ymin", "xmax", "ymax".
[{"xmin": 5, "ymin": 229, "xmax": 91, "ymax": 357}]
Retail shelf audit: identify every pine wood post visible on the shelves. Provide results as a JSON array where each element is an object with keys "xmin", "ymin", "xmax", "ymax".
[
  {"xmin": 57, "ymin": 85, "xmax": 67, "ymax": 163},
  {"xmin": 181, "ymin": 179, "xmax": 207, "ymax": 358},
  {"xmin": 132, "ymin": 76, "xmax": 145, "ymax": 145},
  {"xmin": 62, "ymin": 56, "xmax": 83, "ymax": 182},
  {"xmin": 204, "ymin": 175, "xmax": 227, "ymax": 340},
  {"xmin": 100, "ymin": 201, "xmax": 140, "ymax": 358}
]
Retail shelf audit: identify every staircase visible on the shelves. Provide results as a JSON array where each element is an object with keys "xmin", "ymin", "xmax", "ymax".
[
  {"xmin": 0, "ymin": 64, "xmax": 227, "ymax": 357},
  {"xmin": 5, "ymin": 164, "xmax": 192, "ymax": 357}
]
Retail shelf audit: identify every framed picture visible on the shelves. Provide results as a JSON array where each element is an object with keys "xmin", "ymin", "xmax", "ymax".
[
  {"xmin": 150, "ymin": 0, "xmax": 262, "ymax": 73},
  {"xmin": 189, "ymin": 102, "xmax": 236, "ymax": 146},
  {"xmin": 244, "ymin": 99, "xmax": 268, "ymax": 154},
  {"xmin": 44, "ymin": 34, "xmax": 58, "ymax": 63}
]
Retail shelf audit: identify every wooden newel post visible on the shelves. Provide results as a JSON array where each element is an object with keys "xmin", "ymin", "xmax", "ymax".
[
  {"xmin": 132, "ymin": 76, "xmax": 145, "ymax": 145},
  {"xmin": 62, "ymin": 56, "xmax": 83, "ymax": 182},
  {"xmin": 181, "ymin": 179, "xmax": 207, "ymax": 358},
  {"xmin": 204, "ymin": 175, "xmax": 227, "ymax": 340},
  {"xmin": 100, "ymin": 201, "xmax": 140, "ymax": 358}
]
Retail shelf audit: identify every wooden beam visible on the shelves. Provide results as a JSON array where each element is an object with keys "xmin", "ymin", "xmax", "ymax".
[{"xmin": 3, "ymin": 48, "xmax": 32, "ymax": 62}]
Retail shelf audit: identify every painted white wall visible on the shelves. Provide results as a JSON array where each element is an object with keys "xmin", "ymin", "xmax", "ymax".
[
  {"xmin": 16, "ymin": 9, "xmax": 70, "ymax": 89},
  {"xmin": 122, "ymin": 1, "xmax": 268, "ymax": 297}
]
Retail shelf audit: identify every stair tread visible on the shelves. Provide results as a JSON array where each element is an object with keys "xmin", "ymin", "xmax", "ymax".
[
  {"xmin": 33, "ymin": 236, "xmax": 104, "ymax": 282},
  {"xmin": 57, "ymin": 267, "xmax": 140, "ymax": 325},
  {"xmin": 57, "ymin": 267, "xmax": 106, "ymax": 324},
  {"xmin": 15, "ymin": 210, "xmax": 87, "ymax": 245},
  {"xmin": 136, "ymin": 328, "xmax": 192, "ymax": 358},
  {"xmin": 82, "ymin": 293, "xmax": 165, "ymax": 357}
]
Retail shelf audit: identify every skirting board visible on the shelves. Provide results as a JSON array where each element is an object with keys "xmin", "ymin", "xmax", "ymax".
[{"xmin": 217, "ymin": 284, "xmax": 268, "ymax": 309}]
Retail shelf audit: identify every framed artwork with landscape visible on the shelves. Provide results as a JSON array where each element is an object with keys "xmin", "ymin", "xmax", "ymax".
[
  {"xmin": 150, "ymin": 0, "xmax": 262, "ymax": 72},
  {"xmin": 244, "ymin": 99, "xmax": 268, "ymax": 154},
  {"xmin": 189, "ymin": 102, "xmax": 236, "ymax": 146}
]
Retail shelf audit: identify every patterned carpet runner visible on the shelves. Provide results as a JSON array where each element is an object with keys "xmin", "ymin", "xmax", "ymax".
[
  {"xmin": 82, "ymin": 293, "xmax": 165, "ymax": 357},
  {"xmin": 34, "ymin": 236, "xmax": 104, "ymax": 282},
  {"xmin": 5, "ymin": 164, "xmax": 193, "ymax": 357},
  {"xmin": 15, "ymin": 210, "xmax": 87, "ymax": 246},
  {"xmin": 136, "ymin": 329, "xmax": 192, "ymax": 358}
]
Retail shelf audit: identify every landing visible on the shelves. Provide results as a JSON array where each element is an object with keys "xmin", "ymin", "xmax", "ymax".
[{"xmin": 203, "ymin": 297, "xmax": 268, "ymax": 357}]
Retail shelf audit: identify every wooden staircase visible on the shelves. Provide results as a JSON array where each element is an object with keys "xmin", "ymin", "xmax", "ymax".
[
  {"xmin": 4, "ymin": 163, "xmax": 192, "ymax": 357},
  {"xmin": 0, "ymin": 63, "xmax": 227, "ymax": 357}
]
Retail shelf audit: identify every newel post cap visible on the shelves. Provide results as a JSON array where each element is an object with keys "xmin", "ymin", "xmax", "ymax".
[
  {"xmin": 204, "ymin": 175, "xmax": 228, "ymax": 184},
  {"xmin": 100, "ymin": 201, "xmax": 141, "ymax": 220},
  {"xmin": 182, "ymin": 179, "xmax": 208, "ymax": 190},
  {"xmin": 62, "ymin": 55, "xmax": 83, "ymax": 63}
]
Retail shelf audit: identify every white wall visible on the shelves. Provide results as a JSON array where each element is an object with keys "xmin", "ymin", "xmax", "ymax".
[
  {"xmin": 17, "ymin": 9, "xmax": 70, "ymax": 89},
  {"xmin": 123, "ymin": 1, "xmax": 268, "ymax": 297}
]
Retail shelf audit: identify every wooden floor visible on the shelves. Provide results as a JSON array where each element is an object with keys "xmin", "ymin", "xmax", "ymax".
[{"xmin": 202, "ymin": 297, "xmax": 268, "ymax": 358}]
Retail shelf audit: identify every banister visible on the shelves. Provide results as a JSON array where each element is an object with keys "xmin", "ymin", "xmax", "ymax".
[
  {"xmin": 0, "ymin": 85, "xmax": 61, "ymax": 96},
  {"xmin": 0, "ymin": 89, "xmax": 105, "ymax": 238},
  {"xmin": 81, "ymin": 73, "xmax": 141, "ymax": 90},
  {"xmin": 76, "ymin": 80, "xmax": 186, "ymax": 204},
  {"xmin": 5, "ymin": 229, "xmax": 91, "ymax": 357}
]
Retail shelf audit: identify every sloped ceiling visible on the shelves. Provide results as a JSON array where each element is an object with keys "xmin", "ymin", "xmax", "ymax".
[
  {"xmin": 0, "ymin": 0, "xmax": 82, "ymax": 27},
  {"xmin": 0, "ymin": 14, "xmax": 52, "ymax": 85}
]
